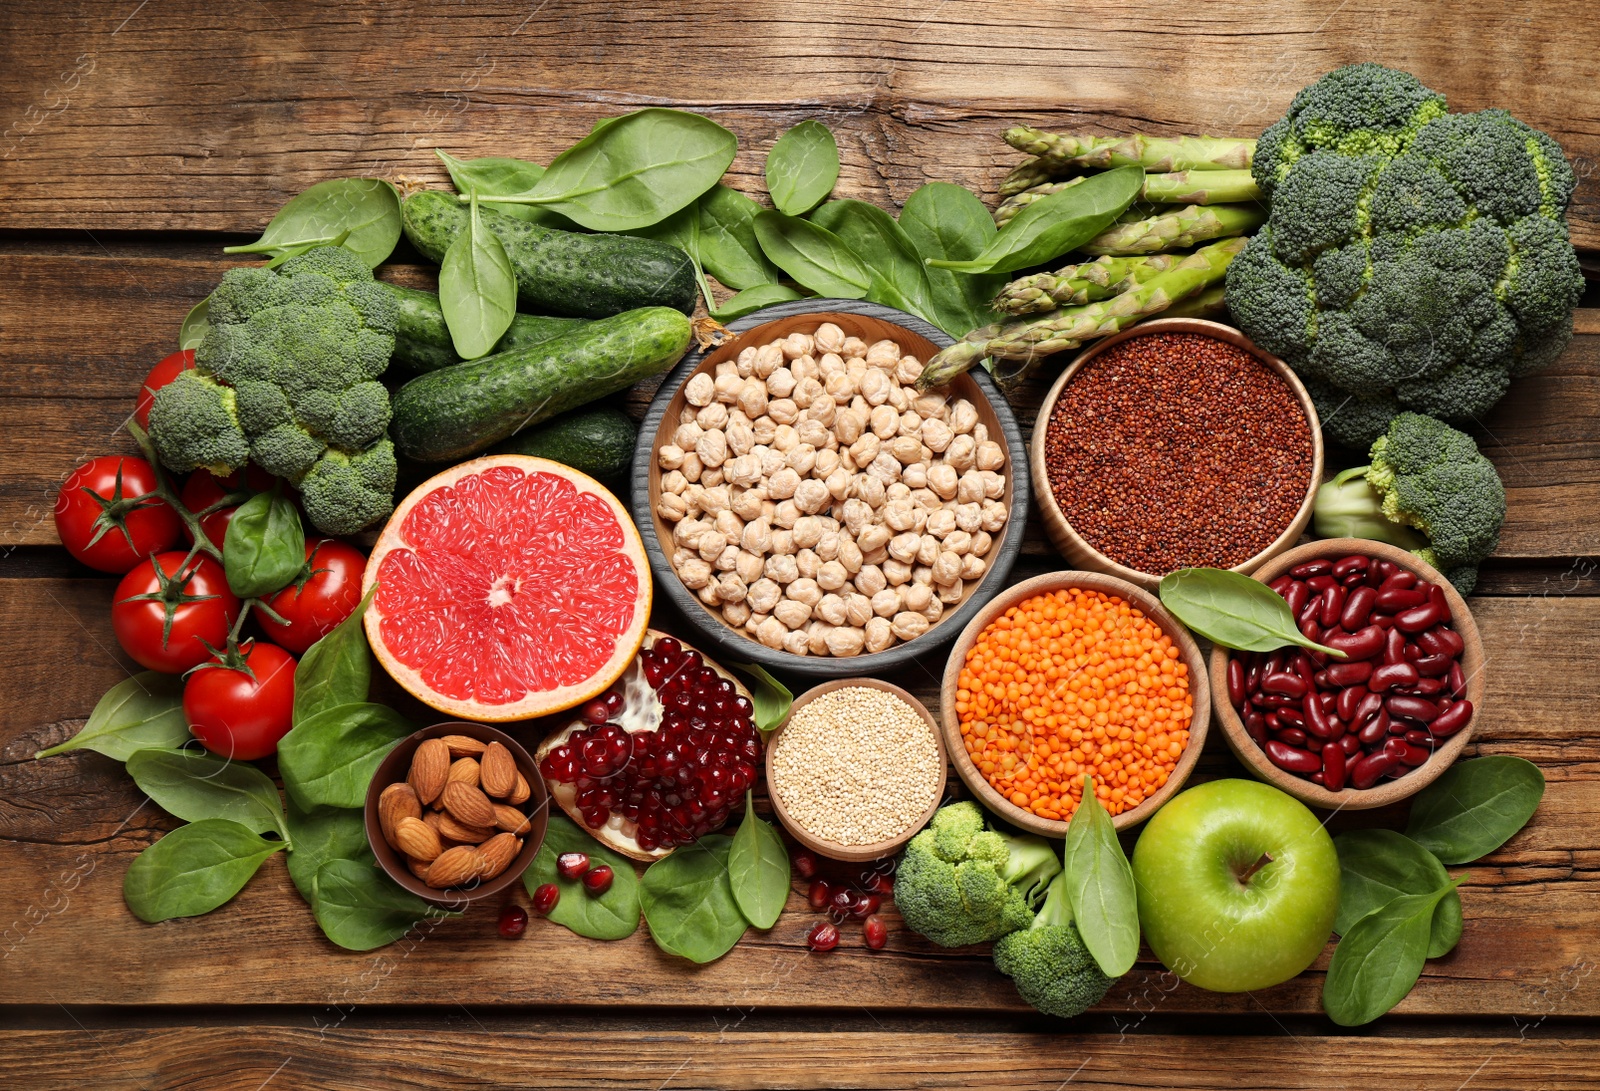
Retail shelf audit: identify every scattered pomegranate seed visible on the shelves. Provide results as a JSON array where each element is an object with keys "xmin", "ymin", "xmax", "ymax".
[
  {"xmin": 556, "ymin": 852, "xmax": 590, "ymax": 880},
  {"xmin": 807, "ymin": 921, "xmax": 840, "ymax": 952},
  {"xmin": 807, "ymin": 880, "xmax": 832, "ymax": 910},
  {"xmin": 863, "ymin": 914, "xmax": 888, "ymax": 950},
  {"xmin": 530, "ymin": 884, "xmax": 559, "ymax": 916},
  {"xmin": 862, "ymin": 870, "xmax": 894, "ymax": 896},
  {"xmin": 581, "ymin": 696, "xmax": 611, "ymax": 725},
  {"xmin": 497, "ymin": 903, "xmax": 529, "ymax": 938},
  {"xmin": 828, "ymin": 888, "xmax": 856, "ymax": 921},
  {"xmin": 582, "ymin": 864, "xmax": 615, "ymax": 896},
  {"xmin": 849, "ymin": 893, "xmax": 881, "ymax": 920},
  {"xmin": 793, "ymin": 851, "xmax": 818, "ymax": 879}
]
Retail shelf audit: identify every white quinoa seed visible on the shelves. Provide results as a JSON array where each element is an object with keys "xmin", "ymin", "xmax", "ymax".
[{"xmin": 770, "ymin": 686, "xmax": 941, "ymax": 846}]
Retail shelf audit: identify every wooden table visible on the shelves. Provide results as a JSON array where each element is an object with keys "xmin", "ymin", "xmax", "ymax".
[{"xmin": 2, "ymin": 3, "xmax": 1598, "ymax": 1087}]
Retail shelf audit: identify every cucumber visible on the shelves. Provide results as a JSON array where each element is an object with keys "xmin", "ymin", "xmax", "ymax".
[
  {"xmin": 391, "ymin": 306, "xmax": 691, "ymax": 463},
  {"xmin": 402, "ymin": 191, "xmax": 697, "ymax": 319},
  {"xmin": 492, "ymin": 405, "xmax": 638, "ymax": 482},
  {"xmin": 381, "ymin": 283, "xmax": 587, "ymax": 375}
]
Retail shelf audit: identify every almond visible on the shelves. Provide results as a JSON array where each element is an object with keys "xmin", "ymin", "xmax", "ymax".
[
  {"xmin": 437, "ymin": 812, "xmax": 493, "ymax": 844},
  {"xmin": 425, "ymin": 845, "xmax": 486, "ymax": 888},
  {"xmin": 480, "ymin": 741, "xmax": 517, "ymax": 798},
  {"xmin": 508, "ymin": 771, "xmax": 532, "ymax": 805},
  {"xmin": 378, "ymin": 782, "xmax": 421, "ymax": 849},
  {"xmin": 394, "ymin": 816, "xmax": 443, "ymax": 862},
  {"xmin": 406, "ymin": 854, "xmax": 433, "ymax": 881},
  {"xmin": 441, "ymin": 733, "xmax": 487, "ymax": 759},
  {"xmin": 447, "ymin": 757, "xmax": 481, "ymax": 788},
  {"xmin": 422, "ymin": 810, "xmax": 443, "ymax": 833},
  {"xmin": 408, "ymin": 738, "xmax": 451, "ymax": 805},
  {"xmin": 478, "ymin": 832, "xmax": 521, "ymax": 880},
  {"xmin": 492, "ymin": 803, "xmax": 532, "ymax": 835},
  {"xmin": 441, "ymin": 780, "xmax": 496, "ymax": 829}
]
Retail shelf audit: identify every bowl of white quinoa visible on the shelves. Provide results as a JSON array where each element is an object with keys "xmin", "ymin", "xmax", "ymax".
[{"xmin": 766, "ymin": 678, "xmax": 947, "ymax": 861}]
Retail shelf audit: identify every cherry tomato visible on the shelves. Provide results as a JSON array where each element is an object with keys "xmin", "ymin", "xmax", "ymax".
[
  {"xmin": 111, "ymin": 552, "xmax": 240, "ymax": 673},
  {"xmin": 184, "ymin": 641, "xmax": 297, "ymax": 760},
  {"xmin": 262, "ymin": 539, "xmax": 367, "ymax": 653},
  {"xmin": 180, "ymin": 465, "xmax": 277, "ymax": 550},
  {"xmin": 133, "ymin": 349, "xmax": 195, "ymax": 429},
  {"xmin": 54, "ymin": 456, "xmax": 183, "ymax": 573}
]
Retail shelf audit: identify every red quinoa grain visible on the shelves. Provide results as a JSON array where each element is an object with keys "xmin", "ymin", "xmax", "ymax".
[{"xmin": 1043, "ymin": 332, "xmax": 1313, "ymax": 574}]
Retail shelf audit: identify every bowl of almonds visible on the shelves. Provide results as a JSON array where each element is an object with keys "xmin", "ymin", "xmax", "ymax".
[
  {"xmin": 364, "ymin": 722, "xmax": 549, "ymax": 905},
  {"xmin": 633, "ymin": 299, "xmax": 1029, "ymax": 678}
]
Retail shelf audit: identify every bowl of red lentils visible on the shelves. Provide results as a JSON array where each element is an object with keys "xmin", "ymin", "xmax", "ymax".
[
  {"xmin": 938, "ymin": 570, "xmax": 1210, "ymax": 835},
  {"xmin": 1029, "ymin": 318, "xmax": 1324, "ymax": 592}
]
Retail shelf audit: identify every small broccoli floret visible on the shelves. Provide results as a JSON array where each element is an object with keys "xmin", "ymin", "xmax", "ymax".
[
  {"xmin": 896, "ymin": 802, "xmax": 1062, "ymax": 949},
  {"xmin": 1303, "ymin": 379, "xmax": 1402, "ymax": 452},
  {"xmin": 298, "ymin": 437, "xmax": 397, "ymax": 537},
  {"xmin": 992, "ymin": 868, "xmax": 1115, "ymax": 1020},
  {"xmin": 147, "ymin": 371, "xmax": 250, "ymax": 475}
]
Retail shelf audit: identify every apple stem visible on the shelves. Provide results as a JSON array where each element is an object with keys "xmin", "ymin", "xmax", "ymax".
[{"xmin": 1237, "ymin": 852, "xmax": 1274, "ymax": 884}]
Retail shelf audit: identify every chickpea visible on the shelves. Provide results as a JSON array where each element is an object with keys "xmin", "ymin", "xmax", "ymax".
[
  {"xmin": 834, "ymin": 407, "xmax": 865, "ymax": 445},
  {"xmin": 928, "ymin": 463, "xmax": 959, "ymax": 501},
  {"xmin": 714, "ymin": 510, "xmax": 744, "ymax": 542},
  {"xmin": 736, "ymin": 345, "xmax": 759, "ymax": 377},
  {"xmin": 785, "ymin": 443, "xmax": 817, "ymax": 476},
  {"xmin": 824, "ymin": 467, "xmax": 852, "ymax": 503},
  {"xmin": 860, "ymin": 368, "xmax": 892, "ymax": 406},
  {"xmin": 696, "ymin": 403, "xmax": 729, "ymax": 430},
  {"xmin": 957, "ymin": 470, "xmax": 985, "ymax": 504},
  {"xmin": 819, "ymin": 626, "xmax": 861, "ymax": 657},
  {"xmin": 718, "ymin": 573, "xmax": 748, "ymax": 603},
  {"xmin": 865, "ymin": 339, "xmax": 901, "ymax": 368},
  {"xmin": 844, "ymin": 592, "xmax": 874, "ymax": 627},
  {"xmin": 786, "ymin": 577, "xmax": 823, "ymax": 608},
  {"xmin": 938, "ymin": 578, "xmax": 965, "ymax": 605},
  {"xmin": 726, "ymin": 453, "xmax": 762, "ymax": 488},
  {"xmin": 805, "ymin": 621, "xmax": 830, "ymax": 657},
  {"xmin": 684, "ymin": 373, "xmax": 715, "ymax": 407},
  {"xmin": 741, "ymin": 519, "xmax": 773, "ymax": 554},
  {"xmin": 887, "ymin": 531, "xmax": 921, "ymax": 564},
  {"xmin": 756, "ymin": 616, "xmax": 787, "ymax": 649},
  {"xmin": 768, "ymin": 398, "xmax": 800, "ymax": 426},
  {"xmin": 854, "ymin": 475, "xmax": 886, "ymax": 509},
  {"xmin": 841, "ymin": 335, "xmax": 869, "ymax": 358},
  {"xmin": 891, "ymin": 611, "xmax": 930, "ymax": 641},
  {"xmin": 815, "ymin": 593, "xmax": 848, "ymax": 626},
  {"xmin": 698, "ymin": 582, "xmax": 722, "ymax": 607},
  {"xmin": 736, "ymin": 549, "xmax": 765, "ymax": 584},
  {"xmin": 782, "ymin": 331, "xmax": 814, "ymax": 360},
  {"xmin": 942, "ymin": 530, "xmax": 974, "ymax": 556},
  {"xmin": 946, "ymin": 434, "xmax": 976, "ymax": 472},
  {"xmin": 955, "ymin": 502, "xmax": 982, "ymax": 534},
  {"xmin": 815, "ymin": 559, "xmax": 849, "ymax": 592},
  {"xmin": 772, "ymin": 598, "xmax": 809, "ymax": 631},
  {"xmin": 903, "ymin": 580, "xmax": 933, "ymax": 613},
  {"xmin": 932, "ymin": 551, "xmax": 962, "ymax": 586},
  {"xmin": 735, "ymin": 379, "xmax": 768, "ymax": 420},
  {"xmin": 754, "ymin": 343, "xmax": 784, "ymax": 379},
  {"xmin": 793, "ymin": 479, "xmax": 830, "ymax": 515},
  {"xmin": 920, "ymin": 595, "xmax": 944, "ymax": 624},
  {"xmin": 792, "ymin": 377, "xmax": 825, "ymax": 411},
  {"xmin": 870, "ymin": 587, "xmax": 903, "ymax": 618},
  {"xmin": 747, "ymin": 578, "xmax": 781, "ymax": 614},
  {"xmin": 723, "ymin": 600, "xmax": 751, "ymax": 628},
  {"xmin": 901, "ymin": 462, "xmax": 929, "ymax": 490},
  {"xmin": 848, "ymin": 432, "xmax": 881, "ymax": 468},
  {"xmin": 701, "ymin": 467, "xmax": 725, "ymax": 488},
  {"xmin": 837, "ymin": 538, "xmax": 864, "ymax": 574},
  {"xmin": 656, "ymin": 494, "xmax": 688, "ymax": 522},
  {"xmin": 855, "ymin": 564, "xmax": 887, "ymax": 597},
  {"xmin": 696, "ymin": 530, "xmax": 727, "ymax": 562},
  {"xmin": 765, "ymin": 553, "xmax": 800, "ymax": 585},
  {"xmin": 916, "ymin": 534, "xmax": 941, "ymax": 566},
  {"xmin": 970, "ymin": 530, "xmax": 993, "ymax": 556},
  {"xmin": 921, "ymin": 418, "xmax": 954, "ymax": 454},
  {"xmin": 980, "ymin": 499, "xmax": 1008, "ymax": 533},
  {"xmin": 677, "ymin": 557, "xmax": 713, "ymax": 589},
  {"xmin": 869, "ymin": 404, "xmax": 899, "ymax": 439},
  {"xmin": 864, "ymin": 616, "xmax": 895, "ymax": 653},
  {"xmin": 894, "ymin": 355, "xmax": 924, "ymax": 386},
  {"xmin": 790, "ymin": 354, "xmax": 818, "ymax": 383},
  {"xmin": 961, "ymin": 554, "xmax": 987, "ymax": 581},
  {"xmin": 814, "ymin": 446, "xmax": 841, "ymax": 477},
  {"xmin": 712, "ymin": 371, "xmax": 742, "ymax": 404},
  {"xmin": 794, "ymin": 548, "xmax": 821, "ymax": 580},
  {"xmin": 866, "ymin": 451, "xmax": 902, "ymax": 484},
  {"xmin": 752, "ymin": 415, "xmax": 778, "ymax": 445},
  {"xmin": 924, "ymin": 508, "xmax": 956, "ymax": 538},
  {"xmin": 681, "ymin": 452, "xmax": 704, "ymax": 483},
  {"xmin": 699, "ymin": 485, "xmax": 731, "ymax": 516},
  {"xmin": 766, "ymin": 467, "xmax": 800, "ymax": 501},
  {"xmin": 856, "ymin": 524, "xmax": 891, "ymax": 554}
]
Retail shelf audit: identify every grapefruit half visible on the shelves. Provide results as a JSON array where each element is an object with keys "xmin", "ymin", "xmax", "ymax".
[{"xmin": 363, "ymin": 455, "xmax": 652, "ymax": 722}]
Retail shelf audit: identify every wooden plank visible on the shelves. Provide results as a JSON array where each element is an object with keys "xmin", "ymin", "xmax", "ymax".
[{"xmin": 1, "ymin": 1, "xmax": 1598, "ymax": 249}]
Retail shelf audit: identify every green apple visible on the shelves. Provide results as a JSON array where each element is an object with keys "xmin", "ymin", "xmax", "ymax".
[{"xmin": 1132, "ymin": 779, "xmax": 1339, "ymax": 993}]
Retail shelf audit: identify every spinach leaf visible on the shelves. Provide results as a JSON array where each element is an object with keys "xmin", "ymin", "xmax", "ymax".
[
  {"xmin": 711, "ymin": 283, "xmax": 804, "ymax": 320},
  {"xmin": 122, "ymin": 819, "xmax": 285, "ymax": 922},
  {"xmin": 434, "ymin": 150, "xmax": 574, "ymax": 229},
  {"xmin": 810, "ymin": 199, "xmax": 939, "ymax": 324},
  {"xmin": 439, "ymin": 191, "xmax": 518, "ymax": 360},
  {"xmin": 1323, "ymin": 878, "xmax": 1462, "ymax": 1026},
  {"xmin": 730, "ymin": 661, "xmax": 793, "ymax": 735},
  {"xmin": 292, "ymin": 583, "xmax": 376, "ymax": 726},
  {"xmin": 1062, "ymin": 775, "xmax": 1140, "ymax": 976},
  {"xmin": 1158, "ymin": 567, "xmax": 1343, "ymax": 657},
  {"xmin": 285, "ymin": 797, "xmax": 372, "ymax": 905},
  {"xmin": 223, "ymin": 178, "xmax": 402, "ymax": 269},
  {"xmin": 1405, "ymin": 756, "xmax": 1545, "ymax": 865},
  {"xmin": 1334, "ymin": 829, "xmax": 1463, "ymax": 958},
  {"xmin": 486, "ymin": 108, "xmax": 738, "ymax": 232},
  {"xmin": 753, "ymin": 211, "xmax": 870, "ymax": 299},
  {"xmin": 524, "ymin": 815, "xmax": 641, "ymax": 941},
  {"xmin": 928, "ymin": 166, "xmax": 1142, "ymax": 276},
  {"xmin": 729, "ymin": 793, "xmax": 789, "ymax": 929},
  {"xmin": 126, "ymin": 748, "xmax": 288, "ymax": 840},
  {"xmin": 640, "ymin": 834, "xmax": 747, "ymax": 963},
  {"xmin": 35, "ymin": 671, "xmax": 188, "ymax": 761},
  {"xmin": 697, "ymin": 185, "xmax": 780, "ymax": 289},
  {"xmin": 277, "ymin": 702, "xmax": 415, "ymax": 811},
  {"xmin": 312, "ymin": 858, "xmax": 457, "ymax": 951},
  {"xmin": 766, "ymin": 120, "xmax": 839, "ymax": 217},
  {"xmin": 179, "ymin": 296, "xmax": 211, "ymax": 351},
  {"xmin": 898, "ymin": 182, "xmax": 1004, "ymax": 335},
  {"xmin": 222, "ymin": 486, "xmax": 305, "ymax": 599}
]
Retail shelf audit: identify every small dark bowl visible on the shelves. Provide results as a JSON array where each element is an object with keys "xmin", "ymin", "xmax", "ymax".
[
  {"xmin": 631, "ymin": 298, "xmax": 1030, "ymax": 679},
  {"xmin": 364, "ymin": 721, "xmax": 549, "ymax": 907}
]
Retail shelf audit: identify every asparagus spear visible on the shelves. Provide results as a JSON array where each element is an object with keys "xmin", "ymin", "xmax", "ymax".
[
  {"xmin": 998, "ymin": 156, "xmax": 1059, "ymax": 198},
  {"xmin": 993, "ymin": 178, "xmax": 1083, "ymax": 227},
  {"xmin": 1161, "ymin": 283, "xmax": 1229, "ymax": 320},
  {"xmin": 997, "ymin": 171, "xmax": 1260, "ymax": 228},
  {"xmin": 1003, "ymin": 129, "xmax": 1256, "ymax": 172},
  {"xmin": 993, "ymin": 254, "xmax": 1178, "ymax": 314},
  {"xmin": 1081, "ymin": 203, "xmax": 1265, "ymax": 256},
  {"xmin": 916, "ymin": 237, "xmax": 1246, "ymax": 390}
]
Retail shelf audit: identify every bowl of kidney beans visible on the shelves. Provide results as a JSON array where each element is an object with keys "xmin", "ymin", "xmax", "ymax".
[{"xmin": 1209, "ymin": 538, "xmax": 1485, "ymax": 810}]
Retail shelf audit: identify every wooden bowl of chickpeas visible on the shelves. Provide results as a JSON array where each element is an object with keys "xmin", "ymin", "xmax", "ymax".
[{"xmin": 631, "ymin": 299, "xmax": 1029, "ymax": 679}]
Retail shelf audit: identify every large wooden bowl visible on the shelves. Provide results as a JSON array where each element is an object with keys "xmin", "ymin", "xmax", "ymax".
[
  {"xmin": 1029, "ymin": 317, "xmax": 1324, "ymax": 592},
  {"xmin": 765, "ymin": 677, "xmax": 947, "ymax": 862},
  {"xmin": 631, "ymin": 298, "xmax": 1029, "ymax": 679},
  {"xmin": 1209, "ymin": 538, "xmax": 1486, "ymax": 811},
  {"xmin": 938, "ymin": 570, "xmax": 1210, "ymax": 835}
]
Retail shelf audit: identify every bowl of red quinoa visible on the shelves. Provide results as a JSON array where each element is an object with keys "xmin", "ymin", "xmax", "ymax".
[{"xmin": 1029, "ymin": 318, "xmax": 1323, "ymax": 592}]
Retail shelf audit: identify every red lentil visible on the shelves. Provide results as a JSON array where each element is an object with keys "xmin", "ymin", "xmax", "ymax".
[{"xmin": 1043, "ymin": 332, "xmax": 1313, "ymax": 574}]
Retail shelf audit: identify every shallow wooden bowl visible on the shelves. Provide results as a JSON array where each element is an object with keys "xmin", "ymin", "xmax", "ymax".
[
  {"xmin": 765, "ymin": 677, "xmax": 947, "ymax": 862},
  {"xmin": 632, "ymin": 298, "xmax": 1029, "ymax": 679},
  {"xmin": 1029, "ymin": 317, "xmax": 1325, "ymax": 592},
  {"xmin": 1209, "ymin": 538, "xmax": 1486, "ymax": 811},
  {"xmin": 938, "ymin": 570, "xmax": 1210, "ymax": 835}
]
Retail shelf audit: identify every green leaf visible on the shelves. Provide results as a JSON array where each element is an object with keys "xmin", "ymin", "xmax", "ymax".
[
  {"xmin": 696, "ymin": 184, "xmax": 780, "ymax": 289},
  {"xmin": 1405, "ymin": 757, "xmax": 1545, "ymax": 865},
  {"xmin": 311, "ymin": 858, "xmax": 457, "ymax": 951},
  {"xmin": 284, "ymin": 798, "xmax": 372, "ymax": 906},
  {"xmin": 222, "ymin": 487, "xmax": 305, "ymax": 599},
  {"xmin": 277, "ymin": 702, "xmax": 415, "ymax": 811},
  {"xmin": 766, "ymin": 120, "xmax": 839, "ymax": 217},
  {"xmin": 439, "ymin": 191, "xmax": 518, "ymax": 360},
  {"xmin": 523, "ymin": 815, "xmax": 641, "ymax": 940},
  {"xmin": 1061, "ymin": 775, "xmax": 1140, "ymax": 977},
  {"xmin": 710, "ymin": 283, "xmax": 805, "ymax": 320},
  {"xmin": 35, "ymin": 671, "xmax": 189, "ymax": 761},
  {"xmin": 1323, "ymin": 878, "xmax": 1462, "ymax": 1026},
  {"xmin": 488, "ymin": 108, "xmax": 738, "ymax": 232},
  {"xmin": 222, "ymin": 178, "xmax": 402, "ymax": 269},
  {"xmin": 640, "ymin": 834, "xmax": 747, "ymax": 963},
  {"xmin": 753, "ymin": 211, "xmax": 870, "ymax": 299},
  {"xmin": 123, "ymin": 819, "xmax": 284, "ymax": 922},
  {"xmin": 293, "ymin": 583, "xmax": 377, "ymax": 726},
  {"xmin": 126, "ymin": 748, "xmax": 288, "ymax": 841},
  {"xmin": 810, "ymin": 199, "xmax": 939, "ymax": 324},
  {"xmin": 434, "ymin": 150, "xmax": 575, "ymax": 228},
  {"xmin": 1333, "ymin": 829, "xmax": 1463, "ymax": 958},
  {"xmin": 179, "ymin": 296, "xmax": 211, "ymax": 351},
  {"xmin": 1158, "ymin": 567, "xmax": 1343, "ymax": 657},
  {"xmin": 730, "ymin": 661, "xmax": 793, "ymax": 735},
  {"xmin": 928, "ymin": 166, "xmax": 1142, "ymax": 276},
  {"xmin": 898, "ymin": 182, "xmax": 1005, "ymax": 335},
  {"xmin": 729, "ymin": 793, "xmax": 789, "ymax": 929}
]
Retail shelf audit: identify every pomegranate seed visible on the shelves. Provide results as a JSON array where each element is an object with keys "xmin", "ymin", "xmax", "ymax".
[
  {"xmin": 807, "ymin": 880, "xmax": 832, "ymax": 910},
  {"xmin": 862, "ymin": 914, "xmax": 888, "ymax": 950},
  {"xmin": 531, "ymin": 884, "xmax": 559, "ymax": 916},
  {"xmin": 862, "ymin": 871, "xmax": 894, "ymax": 896},
  {"xmin": 582, "ymin": 864, "xmax": 615, "ymax": 896},
  {"xmin": 556, "ymin": 852, "xmax": 590, "ymax": 880},
  {"xmin": 829, "ymin": 888, "xmax": 855, "ymax": 917},
  {"xmin": 793, "ymin": 851, "xmax": 818, "ymax": 880},
  {"xmin": 849, "ymin": 893, "xmax": 881, "ymax": 920},
  {"xmin": 807, "ymin": 921, "xmax": 840, "ymax": 952},
  {"xmin": 497, "ymin": 903, "xmax": 529, "ymax": 938},
  {"xmin": 581, "ymin": 697, "xmax": 611, "ymax": 725}
]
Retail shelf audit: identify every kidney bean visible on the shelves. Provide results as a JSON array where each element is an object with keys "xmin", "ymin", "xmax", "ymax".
[
  {"xmin": 1430, "ymin": 699, "xmax": 1473, "ymax": 737},
  {"xmin": 1269, "ymin": 575, "xmax": 1295, "ymax": 595},
  {"xmin": 1369, "ymin": 661, "xmax": 1420, "ymax": 692},
  {"xmin": 1413, "ymin": 653, "xmax": 1452, "ymax": 677},
  {"xmin": 1396, "ymin": 600, "xmax": 1447, "ymax": 633},
  {"xmin": 1246, "ymin": 658, "xmax": 1264, "ymax": 695},
  {"xmin": 1387, "ymin": 694, "xmax": 1439, "ymax": 723},
  {"xmin": 1404, "ymin": 642, "xmax": 1424, "ymax": 663},
  {"xmin": 1340, "ymin": 586, "xmax": 1377, "ymax": 631},
  {"xmin": 1283, "ymin": 579, "xmax": 1311, "ymax": 619},
  {"xmin": 1303, "ymin": 694, "xmax": 1336, "ymax": 739},
  {"xmin": 1387, "ymin": 764, "xmax": 1414, "ymax": 780},
  {"xmin": 1374, "ymin": 614, "xmax": 1397, "ymax": 630},
  {"xmin": 1264, "ymin": 711, "xmax": 1283, "ymax": 733},
  {"xmin": 1375, "ymin": 586, "xmax": 1427, "ymax": 612},
  {"xmin": 1372, "ymin": 558, "xmax": 1395, "ymax": 580},
  {"xmin": 1310, "ymin": 771, "xmax": 1326, "ymax": 785},
  {"xmin": 1262, "ymin": 672, "xmax": 1308, "ymax": 699},
  {"xmin": 1404, "ymin": 729, "xmax": 1434, "ymax": 747},
  {"xmin": 1333, "ymin": 555, "xmax": 1369, "ymax": 579},
  {"xmin": 1319, "ymin": 662, "xmax": 1374, "ymax": 689},
  {"xmin": 1266, "ymin": 739, "xmax": 1323, "ymax": 773},
  {"xmin": 1307, "ymin": 574, "xmax": 1337, "ymax": 593},
  {"xmin": 1254, "ymin": 693, "xmax": 1299, "ymax": 710},
  {"xmin": 1354, "ymin": 690, "xmax": 1384, "ymax": 723},
  {"xmin": 1448, "ymin": 661, "xmax": 1467, "ymax": 700},
  {"xmin": 1297, "ymin": 592, "xmax": 1321, "ymax": 625},
  {"xmin": 1244, "ymin": 711, "xmax": 1267, "ymax": 744},
  {"xmin": 1323, "ymin": 625, "xmax": 1385, "ymax": 659},
  {"xmin": 1275, "ymin": 727, "xmax": 1309, "ymax": 748},
  {"xmin": 1379, "ymin": 569, "xmax": 1418, "ymax": 593},
  {"xmin": 1319, "ymin": 584, "xmax": 1347, "ymax": 628},
  {"xmin": 1340, "ymin": 734, "xmax": 1362, "ymax": 755},
  {"xmin": 1421, "ymin": 626, "xmax": 1465, "ymax": 658},
  {"xmin": 1322, "ymin": 742, "xmax": 1348, "ymax": 791},
  {"xmin": 1381, "ymin": 628, "xmax": 1406, "ymax": 664},
  {"xmin": 1351, "ymin": 750, "xmax": 1397, "ymax": 789},
  {"xmin": 1342, "ymin": 570, "xmax": 1367, "ymax": 588},
  {"xmin": 1336, "ymin": 683, "xmax": 1365, "ymax": 722},
  {"xmin": 1289, "ymin": 651, "xmax": 1316, "ymax": 684},
  {"xmin": 1429, "ymin": 582, "xmax": 1449, "ymax": 609},
  {"xmin": 1291, "ymin": 560, "xmax": 1332, "ymax": 579},
  {"xmin": 1357, "ymin": 710, "xmax": 1391, "ymax": 745},
  {"xmin": 1276, "ymin": 706, "xmax": 1307, "ymax": 730},
  {"xmin": 1264, "ymin": 650, "xmax": 1285, "ymax": 678},
  {"xmin": 1298, "ymin": 616, "xmax": 1324, "ymax": 643},
  {"xmin": 1227, "ymin": 658, "xmax": 1246, "ymax": 706},
  {"xmin": 1405, "ymin": 677, "xmax": 1447, "ymax": 696}
]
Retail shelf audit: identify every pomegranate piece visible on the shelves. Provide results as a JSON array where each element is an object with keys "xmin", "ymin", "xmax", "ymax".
[
  {"xmin": 793, "ymin": 850, "xmax": 818, "ymax": 880},
  {"xmin": 530, "ymin": 884, "xmax": 559, "ymax": 916},
  {"xmin": 498, "ymin": 903, "xmax": 529, "ymax": 938},
  {"xmin": 582, "ymin": 864, "xmax": 615, "ymax": 896},
  {"xmin": 808, "ymin": 921, "xmax": 840, "ymax": 952},
  {"xmin": 807, "ymin": 880, "xmax": 832, "ymax": 910},
  {"xmin": 556, "ymin": 852, "xmax": 591, "ymax": 880},
  {"xmin": 863, "ymin": 914, "xmax": 888, "ymax": 950},
  {"xmin": 849, "ymin": 893, "xmax": 881, "ymax": 920}
]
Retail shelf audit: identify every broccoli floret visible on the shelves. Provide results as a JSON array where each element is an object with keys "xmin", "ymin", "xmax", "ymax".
[
  {"xmin": 1303, "ymin": 378, "xmax": 1403, "ymax": 451},
  {"xmin": 896, "ymin": 802, "xmax": 1062, "ymax": 949},
  {"xmin": 1228, "ymin": 64, "xmax": 1585, "ymax": 448},
  {"xmin": 992, "ymin": 867, "xmax": 1115, "ymax": 1020},
  {"xmin": 150, "ymin": 245, "xmax": 399, "ymax": 535}
]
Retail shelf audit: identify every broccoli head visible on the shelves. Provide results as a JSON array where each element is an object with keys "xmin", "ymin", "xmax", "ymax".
[
  {"xmin": 895, "ymin": 801, "xmax": 1062, "ymax": 949},
  {"xmin": 992, "ymin": 867, "xmax": 1115, "ymax": 1020},
  {"xmin": 149, "ymin": 245, "xmax": 400, "ymax": 535},
  {"xmin": 1312, "ymin": 412, "xmax": 1505, "ymax": 593},
  {"xmin": 1228, "ymin": 64, "xmax": 1584, "ymax": 448}
]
